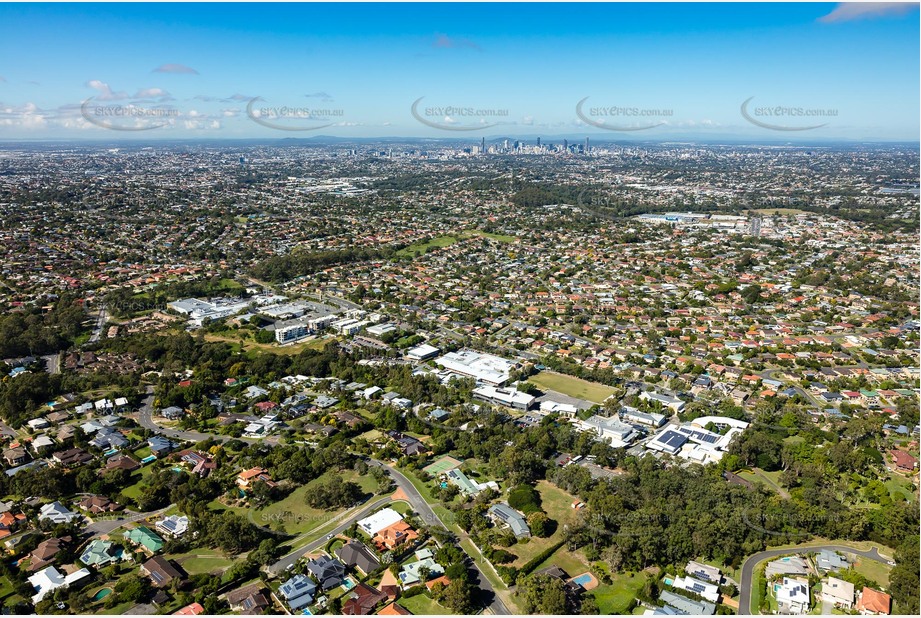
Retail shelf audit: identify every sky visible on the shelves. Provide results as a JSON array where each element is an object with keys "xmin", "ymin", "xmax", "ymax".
[{"xmin": 0, "ymin": 1, "xmax": 918, "ymax": 141}]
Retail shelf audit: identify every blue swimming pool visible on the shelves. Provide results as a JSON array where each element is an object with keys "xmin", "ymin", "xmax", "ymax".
[
  {"xmin": 141, "ymin": 455, "xmax": 157, "ymax": 464},
  {"xmin": 574, "ymin": 574, "xmax": 594, "ymax": 586},
  {"xmin": 663, "ymin": 577, "xmax": 674, "ymax": 587}
]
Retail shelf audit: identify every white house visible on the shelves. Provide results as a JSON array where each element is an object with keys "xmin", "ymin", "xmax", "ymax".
[{"xmin": 28, "ymin": 566, "xmax": 90, "ymax": 603}]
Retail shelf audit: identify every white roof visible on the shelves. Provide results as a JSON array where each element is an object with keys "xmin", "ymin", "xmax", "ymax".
[
  {"xmin": 436, "ymin": 349, "xmax": 515, "ymax": 385},
  {"xmin": 357, "ymin": 507, "xmax": 403, "ymax": 535},
  {"xmin": 28, "ymin": 566, "xmax": 90, "ymax": 603},
  {"xmin": 473, "ymin": 384, "xmax": 535, "ymax": 407}
]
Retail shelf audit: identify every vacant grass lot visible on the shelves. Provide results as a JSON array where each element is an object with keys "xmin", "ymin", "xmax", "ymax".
[
  {"xmin": 169, "ymin": 548, "xmax": 235, "ymax": 575},
  {"xmin": 853, "ymin": 557, "xmax": 892, "ymax": 586},
  {"xmin": 396, "ymin": 235, "xmax": 460, "ymax": 257},
  {"xmin": 528, "ymin": 371, "xmax": 618, "ymax": 404},
  {"xmin": 214, "ymin": 470, "xmax": 379, "ymax": 535},
  {"xmin": 510, "ymin": 481, "xmax": 578, "ymax": 568},
  {"xmin": 204, "ymin": 333, "xmax": 334, "ymax": 356},
  {"xmin": 400, "ymin": 594, "xmax": 454, "ymax": 615},
  {"xmin": 464, "ymin": 229, "xmax": 517, "ymax": 243},
  {"xmin": 589, "ymin": 572, "xmax": 646, "ymax": 614}
]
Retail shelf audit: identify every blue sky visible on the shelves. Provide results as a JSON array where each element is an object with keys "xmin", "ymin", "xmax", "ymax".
[{"xmin": 0, "ymin": 2, "xmax": 918, "ymax": 140}]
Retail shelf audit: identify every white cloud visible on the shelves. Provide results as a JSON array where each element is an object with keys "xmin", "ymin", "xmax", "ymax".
[
  {"xmin": 86, "ymin": 80, "xmax": 128, "ymax": 101},
  {"xmin": 133, "ymin": 87, "xmax": 171, "ymax": 99},
  {"xmin": 818, "ymin": 2, "xmax": 918, "ymax": 23},
  {"xmin": 153, "ymin": 63, "xmax": 199, "ymax": 74}
]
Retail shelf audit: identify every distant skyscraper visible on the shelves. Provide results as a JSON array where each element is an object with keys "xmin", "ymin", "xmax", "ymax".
[
  {"xmin": 536, "ymin": 137, "xmax": 541, "ymax": 148},
  {"xmin": 585, "ymin": 137, "xmax": 590, "ymax": 154},
  {"xmin": 481, "ymin": 137, "xmax": 486, "ymax": 154},
  {"xmin": 751, "ymin": 215, "xmax": 762, "ymax": 237},
  {"xmin": 563, "ymin": 139, "xmax": 568, "ymax": 151}
]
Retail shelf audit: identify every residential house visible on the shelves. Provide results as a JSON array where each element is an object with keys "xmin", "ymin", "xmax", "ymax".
[
  {"xmin": 306, "ymin": 555, "xmax": 346, "ymax": 590},
  {"xmin": 38, "ymin": 501, "xmax": 79, "ymax": 525},
  {"xmin": 148, "ymin": 436, "xmax": 177, "ymax": 457},
  {"xmin": 51, "ymin": 447, "xmax": 94, "ymax": 467},
  {"xmin": 124, "ymin": 526, "xmax": 165, "ymax": 553},
  {"xmin": 336, "ymin": 540, "xmax": 381, "ymax": 575},
  {"xmin": 173, "ymin": 602, "xmax": 205, "ymax": 616},
  {"xmin": 372, "ymin": 520, "xmax": 419, "ymax": 552},
  {"xmin": 856, "ymin": 587, "xmax": 891, "ymax": 615},
  {"xmin": 28, "ymin": 565, "xmax": 90, "ymax": 603},
  {"xmin": 279, "ymin": 574, "xmax": 317, "ymax": 610},
  {"xmin": 821, "ymin": 577, "xmax": 855, "ymax": 609},
  {"xmin": 27, "ymin": 537, "xmax": 71, "ymax": 572},
  {"xmin": 141, "ymin": 555, "xmax": 183, "ymax": 588},
  {"xmin": 79, "ymin": 539, "xmax": 123, "ymax": 567},
  {"xmin": 104, "ymin": 453, "xmax": 140, "ymax": 474},
  {"xmin": 0, "ymin": 510, "xmax": 26, "ymax": 540},
  {"xmin": 156, "ymin": 514, "xmax": 190, "ymax": 538},
  {"xmin": 890, "ymin": 450, "xmax": 918, "ymax": 472},
  {"xmin": 487, "ymin": 503, "xmax": 530, "ymax": 538},
  {"xmin": 816, "ymin": 549, "xmax": 848, "ymax": 572},
  {"xmin": 76, "ymin": 495, "xmax": 119, "ymax": 514},
  {"xmin": 399, "ymin": 550, "xmax": 444, "ymax": 587},
  {"xmin": 776, "ymin": 577, "xmax": 810, "ymax": 614},
  {"xmin": 236, "ymin": 467, "xmax": 276, "ymax": 489},
  {"xmin": 342, "ymin": 582, "xmax": 388, "ymax": 615},
  {"xmin": 765, "ymin": 556, "xmax": 810, "ymax": 579},
  {"xmin": 685, "ymin": 560, "xmax": 721, "ymax": 584},
  {"xmin": 225, "ymin": 582, "xmax": 271, "ymax": 614},
  {"xmin": 3, "ymin": 447, "xmax": 29, "ymax": 467}
]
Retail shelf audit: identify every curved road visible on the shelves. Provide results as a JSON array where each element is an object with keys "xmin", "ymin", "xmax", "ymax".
[
  {"xmin": 738, "ymin": 544, "xmax": 892, "ymax": 615},
  {"xmin": 138, "ymin": 405, "xmax": 511, "ymax": 614}
]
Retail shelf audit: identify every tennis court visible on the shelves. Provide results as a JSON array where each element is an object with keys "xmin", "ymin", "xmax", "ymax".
[{"xmin": 423, "ymin": 455, "xmax": 462, "ymax": 476}]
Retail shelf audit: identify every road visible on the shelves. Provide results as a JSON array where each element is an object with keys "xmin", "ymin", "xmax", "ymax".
[
  {"xmin": 42, "ymin": 353, "xmax": 61, "ymax": 375},
  {"xmin": 88, "ymin": 305, "xmax": 108, "ymax": 344},
  {"xmin": 137, "ymin": 386, "xmax": 255, "ymax": 444},
  {"xmin": 83, "ymin": 504, "xmax": 174, "ymax": 537},
  {"xmin": 738, "ymin": 544, "xmax": 892, "ymax": 615},
  {"xmin": 266, "ymin": 495, "xmax": 393, "ymax": 576}
]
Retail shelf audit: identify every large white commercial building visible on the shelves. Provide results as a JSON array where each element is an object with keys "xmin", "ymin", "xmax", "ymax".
[
  {"xmin": 472, "ymin": 385, "xmax": 535, "ymax": 410},
  {"xmin": 435, "ymin": 349, "xmax": 516, "ymax": 386},
  {"xmin": 578, "ymin": 415, "xmax": 638, "ymax": 447}
]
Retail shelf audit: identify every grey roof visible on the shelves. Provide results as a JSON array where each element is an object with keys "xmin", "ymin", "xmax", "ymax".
[{"xmin": 488, "ymin": 502, "xmax": 530, "ymax": 538}]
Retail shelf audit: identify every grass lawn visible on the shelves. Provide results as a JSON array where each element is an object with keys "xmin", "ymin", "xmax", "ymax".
[
  {"xmin": 532, "ymin": 546, "xmax": 590, "ymax": 577},
  {"xmin": 0, "ymin": 576, "xmax": 14, "ymax": 602},
  {"xmin": 120, "ymin": 466, "xmax": 156, "ymax": 501},
  {"xmin": 883, "ymin": 474, "xmax": 916, "ymax": 503},
  {"xmin": 99, "ymin": 600, "xmax": 137, "ymax": 615},
  {"xmin": 401, "ymin": 593, "xmax": 455, "ymax": 615},
  {"xmin": 509, "ymin": 481, "xmax": 578, "ymax": 568},
  {"xmin": 396, "ymin": 235, "xmax": 460, "ymax": 258},
  {"xmin": 204, "ymin": 333, "xmax": 335, "ymax": 356},
  {"xmin": 528, "ymin": 371, "xmax": 618, "ymax": 404},
  {"xmin": 220, "ymin": 470, "xmax": 379, "ymax": 535},
  {"xmin": 750, "ymin": 565, "xmax": 767, "ymax": 613},
  {"xmin": 853, "ymin": 557, "xmax": 892, "ymax": 586},
  {"xmin": 391, "ymin": 501, "xmax": 413, "ymax": 516},
  {"xmin": 589, "ymin": 572, "xmax": 646, "ymax": 614},
  {"xmin": 400, "ymin": 468, "xmax": 438, "ymax": 503},
  {"xmin": 177, "ymin": 555, "xmax": 235, "ymax": 575},
  {"xmin": 737, "ymin": 468, "xmax": 789, "ymax": 498},
  {"xmin": 463, "ymin": 229, "xmax": 517, "ymax": 243}
]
